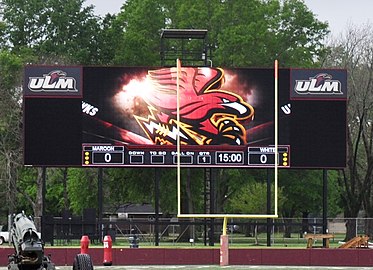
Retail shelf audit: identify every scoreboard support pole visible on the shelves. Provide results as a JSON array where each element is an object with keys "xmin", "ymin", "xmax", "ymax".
[
  {"xmin": 154, "ymin": 168, "xmax": 160, "ymax": 246},
  {"xmin": 42, "ymin": 167, "xmax": 46, "ymax": 217},
  {"xmin": 209, "ymin": 168, "xmax": 216, "ymax": 246},
  {"xmin": 322, "ymin": 169, "xmax": 328, "ymax": 248},
  {"xmin": 98, "ymin": 168, "xmax": 103, "ymax": 241},
  {"xmin": 267, "ymin": 169, "xmax": 272, "ymax": 246}
]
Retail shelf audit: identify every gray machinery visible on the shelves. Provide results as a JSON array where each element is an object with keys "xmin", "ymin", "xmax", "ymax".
[{"xmin": 8, "ymin": 212, "xmax": 55, "ymax": 270}]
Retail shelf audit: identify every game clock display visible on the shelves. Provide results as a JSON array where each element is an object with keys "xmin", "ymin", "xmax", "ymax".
[{"xmin": 215, "ymin": 152, "xmax": 244, "ymax": 165}]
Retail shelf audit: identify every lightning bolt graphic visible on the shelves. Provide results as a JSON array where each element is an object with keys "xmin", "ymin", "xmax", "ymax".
[{"xmin": 143, "ymin": 121, "xmax": 188, "ymax": 140}]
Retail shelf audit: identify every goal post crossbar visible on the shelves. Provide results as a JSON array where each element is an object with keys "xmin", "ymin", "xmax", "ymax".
[{"xmin": 177, "ymin": 214, "xmax": 279, "ymax": 219}]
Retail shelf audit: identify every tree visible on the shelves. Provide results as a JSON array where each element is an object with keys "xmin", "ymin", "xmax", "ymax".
[
  {"xmin": 0, "ymin": 51, "xmax": 23, "ymax": 219},
  {"xmin": 44, "ymin": 168, "xmax": 70, "ymax": 214},
  {"xmin": 67, "ymin": 168, "xmax": 98, "ymax": 215},
  {"xmin": 0, "ymin": 0, "xmax": 109, "ymax": 220},
  {"xmin": 2, "ymin": 0, "xmax": 103, "ymax": 64},
  {"xmin": 105, "ymin": 167, "xmax": 202, "ymax": 216},
  {"xmin": 158, "ymin": 0, "xmax": 328, "ymax": 67},
  {"xmin": 113, "ymin": 0, "xmax": 166, "ymax": 65},
  {"xmin": 38, "ymin": 0, "xmax": 102, "ymax": 64},
  {"xmin": 112, "ymin": 0, "xmax": 329, "ymax": 68},
  {"xmin": 225, "ymin": 174, "xmax": 284, "ymax": 243},
  {"xmin": 94, "ymin": 14, "xmax": 123, "ymax": 65},
  {"xmin": 322, "ymin": 23, "xmax": 373, "ymax": 240},
  {"xmin": 280, "ymin": 170, "xmax": 341, "ymax": 237},
  {"xmin": 226, "ymin": 179, "xmax": 282, "ymax": 214}
]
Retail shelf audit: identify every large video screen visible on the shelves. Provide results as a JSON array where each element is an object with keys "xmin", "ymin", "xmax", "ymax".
[{"xmin": 23, "ymin": 66, "xmax": 347, "ymax": 168}]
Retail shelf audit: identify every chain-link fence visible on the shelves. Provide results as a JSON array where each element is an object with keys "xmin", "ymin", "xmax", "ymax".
[{"xmin": 40, "ymin": 216, "xmax": 373, "ymax": 248}]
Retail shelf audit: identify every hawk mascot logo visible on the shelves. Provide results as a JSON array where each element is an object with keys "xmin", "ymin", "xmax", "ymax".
[{"xmin": 135, "ymin": 67, "xmax": 254, "ymax": 145}]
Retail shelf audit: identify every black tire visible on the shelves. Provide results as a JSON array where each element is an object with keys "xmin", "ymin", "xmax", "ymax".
[
  {"xmin": 0, "ymin": 237, "xmax": 4, "ymax": 245},
  {"xmin": 7, "ymin": 262, "xmax": 18, "ymax": 270},
  {"xmin": 42, "ymin": 255, "xmax": 56, "ymax": 270},
  {"xmin": 73, "ymin": 254, "xmax": 93, "ymax": 270}
]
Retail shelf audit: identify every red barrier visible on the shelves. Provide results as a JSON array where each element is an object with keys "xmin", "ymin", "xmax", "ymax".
[
  {"xmin": 103, "ymin": 235, "xmax": 112, "ymax": 266},
  {"xmin": 80, "ymin": 235, "xmax": 90, "ymax": 254},
  {"xmin": 1, "ymin": 247, "xmax": 373, "ymax": 266}
]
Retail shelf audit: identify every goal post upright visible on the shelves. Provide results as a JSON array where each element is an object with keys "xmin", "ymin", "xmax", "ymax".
[
  {"xmin": 274, "ymin": 59, "xmax": 279, "ymax": 217},
  {"xmin": 176, "ymin": 58, "xmax": 181, "ymax": 216}
]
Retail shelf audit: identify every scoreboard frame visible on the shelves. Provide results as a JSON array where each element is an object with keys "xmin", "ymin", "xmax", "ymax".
[{"xmin": 23, "ymin": 65, "xmax": 347, "ymax": 169}]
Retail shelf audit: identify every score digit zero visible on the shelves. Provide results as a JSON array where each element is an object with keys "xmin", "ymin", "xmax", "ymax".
[
  {"xmin": 83, "ymin": 145, "xmax": 125, "ymax": 165},
  {"xmin": 248, "ymin": 146, "xmax": 289, "ymax": 167}
]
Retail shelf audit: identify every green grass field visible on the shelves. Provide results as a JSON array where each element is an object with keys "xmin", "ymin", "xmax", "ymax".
[{"xmin": 50, "ymin": 232, "xmax": 347, "ymax": 249}]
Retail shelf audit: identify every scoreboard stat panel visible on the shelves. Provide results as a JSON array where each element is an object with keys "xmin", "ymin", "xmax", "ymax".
[{"xmin": 82, "ymin": 145, "xmax": 290, "ymax": 168}]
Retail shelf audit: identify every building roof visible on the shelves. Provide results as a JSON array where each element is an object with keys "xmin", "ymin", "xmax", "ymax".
[
  {"xmin": 116, "ymin": 203, "xmax": 162, "ymax": 215},
  {"xmin": 160, "ymin": 29, "xmax": 208, "ymax": 39}
]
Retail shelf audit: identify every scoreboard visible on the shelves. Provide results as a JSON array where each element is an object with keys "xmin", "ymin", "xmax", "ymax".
[
  {"xmin": 81, "ymin": 145, "xmax": 290, "ymax": 168},
  {"xmin": 23, "ymin": 66, "xmax": 347, "ymax": 169}
]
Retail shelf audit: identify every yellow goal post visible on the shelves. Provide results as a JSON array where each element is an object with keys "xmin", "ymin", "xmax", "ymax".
[{"xmin": 176, "ymin": 59, "xmax": 279, "ymax": 221}]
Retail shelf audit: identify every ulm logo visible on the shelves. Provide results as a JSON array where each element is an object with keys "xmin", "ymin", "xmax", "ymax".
[
  {"xmin": 294, "ymin": 73, "xmax": 342, "ymax": 95},
  {"xmin": 28, "ymin": 70, "xmax": 78, "ymax": 92}
]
